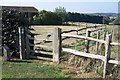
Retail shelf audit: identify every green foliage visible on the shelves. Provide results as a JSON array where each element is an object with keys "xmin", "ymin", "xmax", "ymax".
[
  {"xmin": 54, "ymin": 6, "xmax": 67, "ymax": 22},
  {"xmin": 103, "ymin": 16, "xmax": 110, "ymax": 24},
  {"xmin": 66, "ymin": 12, "xmax": 109, "ymax": 24},
  {"xmin": 33, "ymin": 7, "xmax": 110, "ymax": 25},
  {"xmin": 113, "ymin": 17, "xmax": 120, "ymax": 25},
  {"xmin": 32, "ymin": 10, "xmax": 62, "ymax": 25}
]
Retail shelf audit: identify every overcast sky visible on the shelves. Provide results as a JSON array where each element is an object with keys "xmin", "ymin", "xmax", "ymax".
[{"xmin": 0, "ymin": 0, "xmax": 119, "ymax": 13}]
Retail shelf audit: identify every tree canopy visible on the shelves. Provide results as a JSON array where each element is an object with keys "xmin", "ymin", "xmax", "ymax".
[{"xmin": 54, "ymin": 6, "xmax": 67, "ymax": 22}]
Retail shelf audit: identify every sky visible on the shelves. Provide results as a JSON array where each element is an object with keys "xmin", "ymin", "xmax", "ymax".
[{"xmin": 0, "ymin": 0, "xmax": 119, "ymax": 13}]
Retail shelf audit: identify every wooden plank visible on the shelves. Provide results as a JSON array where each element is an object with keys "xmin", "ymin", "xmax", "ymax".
[
  {"xmin": 19, "ymin": 27, "xmax": 26, "ymax": 59},
  {"xmin": 30, "ymin": 50, "xmax": 53, "ymax": 55},
  {"xmin": 19, "ymin": 27, "xmax": 22, "ymax": 59},
  {"xmin": 62, "ymin": 33, "xmax": 106, "ymax": 44},
  {"xmin": 29, "ymin": 43, "xmax": 53, "ymax": 50},
  {"xmin": 30, "ymin": 56, "xmax": 52, "ymax": 61},
  {"xmin": 62, "ymin": 48, "xmax": 105, "ymax": 61},
  {"xmin": 108, "ymin": 60, "xmax": 120, "ymax": 65},
  {"xmin": 53, "ymin": 28, "xmax": 61, "ymax": 63},
  {"xmin": 27, "ymin": 35, "xmax": 52, "ymax": 42},
  {"xmin": 103, "ymin": 34, "xmax": 112, "ymax": 78},
  {"xmin": 21, "ymin": 27, "xmax": 25, "ymax": 59}
]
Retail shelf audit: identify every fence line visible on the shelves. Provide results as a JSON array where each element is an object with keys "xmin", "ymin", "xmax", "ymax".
[{"xmin": 53, "ymin": 27, "xmax": 120, "ymax": 78}]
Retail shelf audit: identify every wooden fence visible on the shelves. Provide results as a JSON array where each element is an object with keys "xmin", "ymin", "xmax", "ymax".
[
  {"xmin": 24, "ymin": 25, "xmax": 105, "ymax": 62},
  {"xmin": 54, "ymin": 27, "xmax": 120, "ymax": 78},
  {"xmin": 3, "ymin": 25, "xmax": 120, "ymax": 78}
]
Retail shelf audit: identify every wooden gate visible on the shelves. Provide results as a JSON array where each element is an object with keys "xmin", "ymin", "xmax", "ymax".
[{"xmin": 24, "ymin": 27, "xmax": 61, "ymax": 63}]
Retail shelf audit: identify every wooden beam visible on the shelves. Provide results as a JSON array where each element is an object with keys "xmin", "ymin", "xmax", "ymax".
[
  {"xmin": 110, "ymin": 42, "xmax": 120, "ymax": 46},
  {"xmin": 30, "ymin": 50, "xmax": 53, "ymax": 56},
  {"xmin": 27, "ymin": 35, "xmax": 52, "ymax": 42},
  {"xmin": 103, "ymin": 34, "xmax": 112, "ymax": 78},
  {"xmin": 29, "ymin": 43, "xmax": 53, "ymax": 50},
  {"xmin": 30, "ymin": 56, "xmax": 52, "ymax": 61},
  {"xmin": 62, "ymin": 48, "xmax": 105, "ymax": 61},
  {"xmin": 108, "ymin": 60, "xmax": 120, "ymax": 65},
  {"xmin": 53, "ymin": 28, "xmax": 62, "ymax": 63},
  {"xmin": 62, "ymin": 33, "xmax": 106, "ymax": 44}
]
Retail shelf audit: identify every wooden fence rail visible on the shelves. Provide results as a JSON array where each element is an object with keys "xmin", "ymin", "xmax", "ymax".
[
  {"xmin": 62, "ymin": 33, "xmax": 106, "ymax": 44},
  {"xmin": 62, "ymin": 26, "xmax": 104, "ymax": 34}
]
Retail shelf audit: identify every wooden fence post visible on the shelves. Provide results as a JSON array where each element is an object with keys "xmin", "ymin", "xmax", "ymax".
[
  {"xmin": 96, "ymin": 31, "xmax": 100, "ymax": 54},
  {"xmin": 103, "ymin": 34, "xmax": 112, "ymax": 78},
  {"xmin": 75, "ymin": 28, "xmax": 78, "ymax": 50},
  {"xmin": 76, "ymin": 28, "xmax": 78, "ymax": 35},
  {"xmin": 19, "ymin": 27, "xmax": 25, "ymax": 59},
  {"xmin": 85, "ymin": 30, "xmax": 91, "ymax": 53},
  {"xmin": 86, "ymin": 24, "xmax": 87, "ymax": 29},
  {"xmin": 53, "ymin": 27, "xmax": 62, "ymax": 63},
  {"xmin": 25, "ymin": 28, "xmax": 30, "ymax": 59},
  {"xmin": 103, "ymin": 30, "xmax": 107, "ymax": 40}
]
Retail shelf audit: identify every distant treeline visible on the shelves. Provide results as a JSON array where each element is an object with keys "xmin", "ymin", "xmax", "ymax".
[
  {"xmin": 66, "ymin": 12, "xmax": 104, "ymax": 24},
  {"xmin": 32, "ymin": 8, "xmax": 110, "ymax": 25}
]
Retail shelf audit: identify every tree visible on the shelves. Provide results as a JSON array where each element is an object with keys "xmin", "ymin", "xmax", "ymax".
[
  {"xmin": 54, "ymin": 6, "xmax": 67, "ymax": 22},
  {"xmin": 32, "ymin": 10, "xmax": 62, "ymax": 25}
]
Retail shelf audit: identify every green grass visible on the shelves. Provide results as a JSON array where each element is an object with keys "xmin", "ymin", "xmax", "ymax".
[
  {"xmin": 2, "ymin": 59, "xmax": 103, "ymax": 78},
  {"xmin": 2, "ymin": 60, "xmax": 70, "ymax": 78}
]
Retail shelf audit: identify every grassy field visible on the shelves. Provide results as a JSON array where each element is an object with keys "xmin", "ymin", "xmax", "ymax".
[
  {"xmin": 2, "ymin": 60, "xmax": 69, "ymax": 78},
  {"xmin": 2, "ymin": 23, "xmax": 120, "ymax": 78},
  {"xmin": 2, "ymin": 59, "xmax": 102, "ymax": 78}
]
